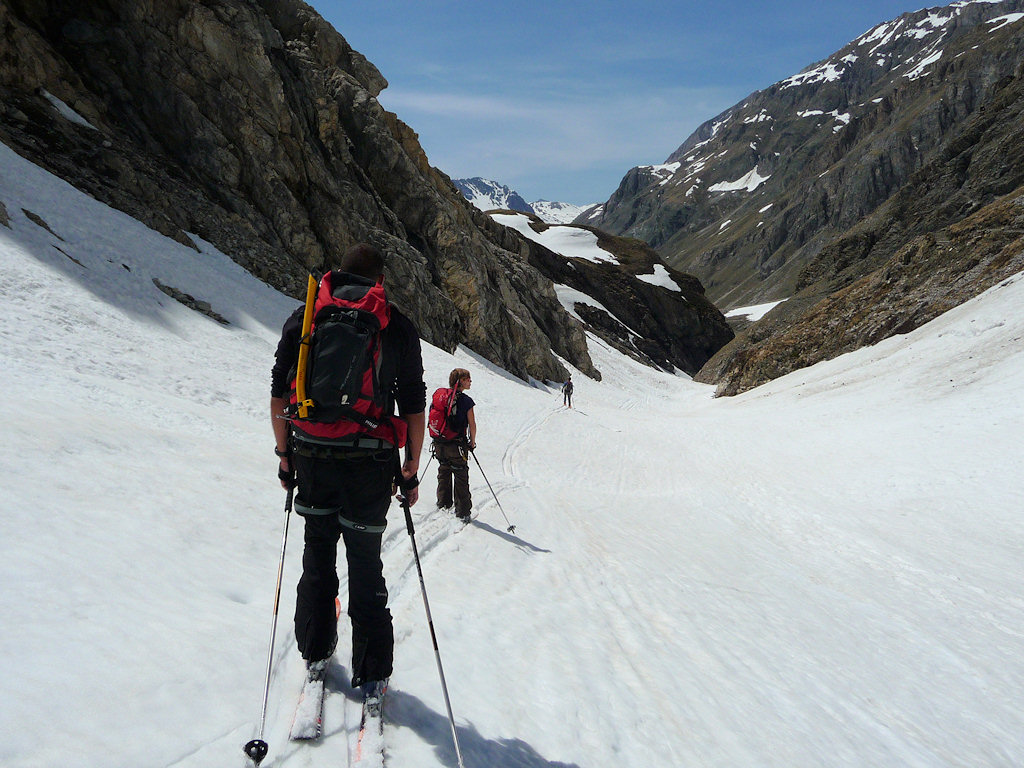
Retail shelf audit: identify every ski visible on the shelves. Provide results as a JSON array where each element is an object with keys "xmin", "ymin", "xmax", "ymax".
[
  {"xmin": 289, "ymin": 598, "xmax": 341, "ymax": 741},
  {"xmin": 288, "ymin": 667, "xmax": 328, "ymax": 740},
  {"xmin": 353, "ymin": 679, "xmax": 388, "ymax": 765}
]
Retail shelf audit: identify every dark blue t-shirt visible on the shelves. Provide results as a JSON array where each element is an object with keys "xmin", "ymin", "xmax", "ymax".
[{"xmin": 449, "ymin": 392, "xmax": 475, "ymax": 437}]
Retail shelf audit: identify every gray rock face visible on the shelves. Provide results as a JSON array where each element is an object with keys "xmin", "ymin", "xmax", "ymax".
[
  {"xmin": 3, "ymin": 0, "xmax": 709, "ymax": 382},
  {"xmin": 696, "ymin": 188, "xmax": 1024, "ymax": 395}
]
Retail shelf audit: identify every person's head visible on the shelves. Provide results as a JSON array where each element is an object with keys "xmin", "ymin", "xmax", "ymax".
[
  {"xmin": 449, "ymin": 368, "xmax": 472, "ymax": 391},
  {"xmin": 338, "ymin": 243, "xmax": 385, "ymax": 282}
]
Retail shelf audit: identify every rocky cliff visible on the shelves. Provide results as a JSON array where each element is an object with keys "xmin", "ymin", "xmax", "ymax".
[
  {"xmin": 696, "ymin": 186, "xmax": 1024, "ymax": 395},
  {"xmin": 587, "ymin": 0, "xmax": 1024, "ymax": 394},
  {"xmin": 0, "ymin": 0, "xmax": 732, "ymax": 383}
]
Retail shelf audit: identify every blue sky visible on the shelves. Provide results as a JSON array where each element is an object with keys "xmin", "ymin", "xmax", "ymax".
[{"xmin": 309, "ymin": 1, "xmax": 935, "ymax": 205}]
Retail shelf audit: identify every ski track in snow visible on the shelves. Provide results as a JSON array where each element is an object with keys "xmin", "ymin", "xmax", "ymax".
[{"xmin": 501, "ymin": 405, "xmax": 558, "ymax": 479}]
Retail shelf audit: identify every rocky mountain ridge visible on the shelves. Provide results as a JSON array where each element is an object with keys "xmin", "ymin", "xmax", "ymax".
[
  {"xmin": 0, "ymin": 0, "xmax": 732, "ymax": 382},
  {"xmin": 484, "ymin": 211, "xmax": 733, "ymax": 373},
  {"xmin": 591, "ymin": 0, "xmax": 1024, "ymax": 307},
  {"xmin": 587, "ymin": 0, "xmax": 1024, "ymax": 394}
]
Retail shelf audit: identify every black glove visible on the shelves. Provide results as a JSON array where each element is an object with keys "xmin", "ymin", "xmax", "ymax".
[{"xmin": 278, "ymin": 461, "xmax": 295, "ymax": 490}]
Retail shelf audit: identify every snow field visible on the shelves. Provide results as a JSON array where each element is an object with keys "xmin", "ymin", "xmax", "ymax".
[{"xmin": 1, "ymin": 139, "xmax": 1023, "ymax": 767}]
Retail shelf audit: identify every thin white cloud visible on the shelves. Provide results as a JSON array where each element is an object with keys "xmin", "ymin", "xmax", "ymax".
[
  {"xmin": 313, "ymin": 0, "xmax": 939, "ymax": 202},
  {"xmin": 379, "ymin": 84, "xmax": 735, "ymax": 201}
]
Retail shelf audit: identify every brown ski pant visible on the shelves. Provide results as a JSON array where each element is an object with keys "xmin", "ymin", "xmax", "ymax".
[{"xmin": 434, "ymin": 440, "xmax": 471, "ymax": 518}]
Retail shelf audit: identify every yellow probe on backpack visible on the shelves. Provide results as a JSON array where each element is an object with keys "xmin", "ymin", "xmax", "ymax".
[{"xmin": 294, "ymin": 273, "xmax": 318, "ymax": 419}]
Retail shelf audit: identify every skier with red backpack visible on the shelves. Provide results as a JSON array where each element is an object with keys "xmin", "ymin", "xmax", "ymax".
[
  {"xmin": 269, "ymin": 244, "xmax": 426, "ymax": 691},
  {"xmin": 428, "ymin": 368, "xmax": 476, "ymax": 521}
]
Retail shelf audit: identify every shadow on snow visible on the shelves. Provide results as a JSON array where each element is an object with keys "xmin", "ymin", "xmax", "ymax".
[
  {"xmin": 386, "ymin": 685, "xmax": 582, "ymax": 768},
  {"xmin": 468, "ymin": 519, "xmax": 550, "ymax": 554},
  {"xmin": 320, "ymin": 667, "xmax": 579, "ymax": 768}
]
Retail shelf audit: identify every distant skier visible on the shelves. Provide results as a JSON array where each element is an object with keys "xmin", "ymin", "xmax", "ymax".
[
  {"xmin": 432, "ymin": 368, "xmax": 476, "ymax": 521},
  {"xmin": 562, "ymin": 375, "xmax": 574, "ymax": 408}
]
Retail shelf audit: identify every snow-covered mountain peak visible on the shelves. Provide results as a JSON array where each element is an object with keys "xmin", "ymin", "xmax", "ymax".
[
  {"xmin": 453, "ymin": 177, "xmax": 597, "ymax": 224},
  {"xmin": 452, "ymin": 177, "xmax": 533, "ymax": 215},
  {"xmin": 530, "ymin": 199, "xmax": 600, "ymax": 225}
]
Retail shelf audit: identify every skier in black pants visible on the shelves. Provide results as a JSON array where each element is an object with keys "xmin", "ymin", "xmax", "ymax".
[
  {"xmin": 562, "ymin": 375, "xmax": 574, "ymax": 408},
  {"xmin": 270, "ymin": 244, "xmax": 425, "ymax": 689}
]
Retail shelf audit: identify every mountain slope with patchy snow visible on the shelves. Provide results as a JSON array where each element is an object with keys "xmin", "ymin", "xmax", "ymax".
[{"xmin": 593, "ymin": 0, "xmax": 1024, "ymax": 309}]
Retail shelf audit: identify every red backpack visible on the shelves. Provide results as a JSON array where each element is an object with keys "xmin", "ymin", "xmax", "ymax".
[
  {"xmin": 428, "ymin": 387, "xmax": 460, "ymax": 441},
  {"xmin": 288, "ymin": 271, "xmax": 407, "ymax": 448}
]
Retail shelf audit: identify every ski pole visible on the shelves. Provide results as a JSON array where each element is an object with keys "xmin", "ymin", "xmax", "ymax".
[
  {"xmin": 469, "ymin": 449, "xmax": 516, "ymax": 533},
  {"xmin": 397, "ymin": 471, "xmax": 466, "ymax": 768},
  {"xmin": 244, "ymin": 488, "xmax": 294, "ymax": 767}
]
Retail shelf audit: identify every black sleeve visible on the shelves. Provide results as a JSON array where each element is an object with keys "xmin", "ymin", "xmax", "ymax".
[
  {"xmin": 390, "ymin": 309, "xmax": 426, "ymax": 415},
  {"xmin": 270, "ymin": 307, "xmax": 304, "ymax": 398}
]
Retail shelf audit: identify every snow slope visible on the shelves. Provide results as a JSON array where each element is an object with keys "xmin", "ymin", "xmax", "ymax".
[{"xmin": 2, "ymin": 140, "xmax": 1024, "ymax": 767}]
